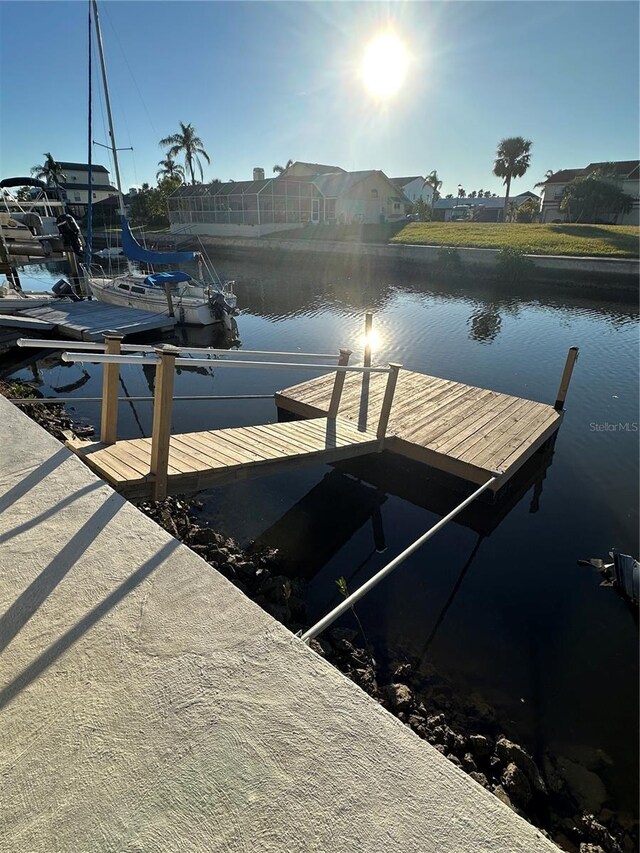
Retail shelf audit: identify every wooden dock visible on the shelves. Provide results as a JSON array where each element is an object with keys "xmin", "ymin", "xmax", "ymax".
[
  {"xmin": 66, "ymin": 417, "xmax": 381, "ymax": 498},
  {"xmin": 13, "ymin": 300, "xmax": 175, "ymax": 341},
  {"xmin": 275, "ymin": 369, "xmax": 564, "ymax": 491}
]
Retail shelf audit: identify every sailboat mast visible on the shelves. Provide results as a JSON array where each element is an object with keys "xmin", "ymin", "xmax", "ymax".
[{"xmin": 91, "ymin": 0, "xmax": 126, "ymax": 217}]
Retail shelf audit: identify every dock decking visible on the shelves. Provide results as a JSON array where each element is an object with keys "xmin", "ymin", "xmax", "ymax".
[
  {"xmin": 275, "ymin": 370, "xmax": 563, "ymax": 490},
  {"xmin": 66, "ymin": 417, "xmax": 381, "ymax": 498},
  {"xmin": 14, "ymin": 300, "xmax": 175, "ymax": 341}
]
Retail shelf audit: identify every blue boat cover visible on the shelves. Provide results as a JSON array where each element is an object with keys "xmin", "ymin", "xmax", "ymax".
[
  {"xmin": 144, "ymin": 271, "xmax": 193, "ymax": 287},
  {"xmin": 121, "ymin": 216, "xmax": 197, "ymax": 264}
]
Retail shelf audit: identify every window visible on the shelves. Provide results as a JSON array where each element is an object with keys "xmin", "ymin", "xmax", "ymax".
[
  {"xmin": 117, "ymin": 283, "xmax": 130, "ymax": 291},
  {"xmin": 393, "ymin": 202, "xmax": 401, "ymax": 211},
  {"xmin": 74, "ymin": 195, "xmax": 81, "ymax": 202},
  {"xmin": 370, "ymin": 189, "xmax": 378, "ymax": 199},
  {"xmin": 131, "ymin": 286, "xmax": 145, "ymax": 294}
]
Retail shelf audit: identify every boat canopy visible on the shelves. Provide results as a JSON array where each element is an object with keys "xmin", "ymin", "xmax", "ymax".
[
  {"xmin": 144, "ymin": 271, "xmax": 193, "ymax": 288},
  {"xmin": 121, "ymin": 216, "xmax": 197, "ymax": 265},
  {"xmin": 0, "ymin": 177, "xmax": 48, "ymax": 190}
]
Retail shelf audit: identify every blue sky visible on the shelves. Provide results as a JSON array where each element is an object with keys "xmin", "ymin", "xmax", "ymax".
[{"xmin": 1, "ymin": 1, "xmax": 638, "ymax": 197}]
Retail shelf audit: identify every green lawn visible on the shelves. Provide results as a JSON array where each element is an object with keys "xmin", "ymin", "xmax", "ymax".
[{"xmin": 390, "ymin": 222, "xmax": 639, "ymax": 258}]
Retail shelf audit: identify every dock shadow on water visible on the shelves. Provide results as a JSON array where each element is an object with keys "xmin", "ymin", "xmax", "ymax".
[{"xmin": 3, "ymin": 255, "xmax": 638, "ymax": 852}]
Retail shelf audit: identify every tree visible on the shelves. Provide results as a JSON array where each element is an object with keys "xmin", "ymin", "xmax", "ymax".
[
  {"xmin": 16, "ymin": 186, "xmax": 34, "ymax": 202},
  {"xmin": 273, "ymin": 159, "xmax": 294, "ymax": 175},
  {"xmin": 515, "ymin": 197, "xmax": 540, "ymax": 223},
  {"xmin": 31, "ymin": 152, "xmax": 66, "ymax": 191},
  {"xmin": 560, "ymin": 176, "xmax": 633, "ymax": 224},
  {"xmin": 129, "ymin": 176, "xmax": 182, "ymax": 228},
  {"xmin": 412, "ymin": 197, "xmax": 431, "ymax": 221},
  {"xmin": 457, "ymin": 186, "xmax": 466, "ymax": 198},
  {"xmin": 156, "ymin": 155, "xmax": 185, "ymax": 183},
  {"xmin": 445, "ymin": 193, "xmax": 453, "ymax": 199},
  {"xmin": 423, "ymin": 170, "xmax": 442, "ymax": 203},
  {"xmin": 469, "ymin": 190, "xmax": 477, "ymax": 199},
  {"xmin": 477, "ymin": 189, "xmax": 485, "ymax": 198},
  {"xmin": 493, "ymin": 136, "xmax": 532, "ymax": 221},
  {"xmin": 159, "ymin": 122, "xmax": 210, "ymax": 185}
]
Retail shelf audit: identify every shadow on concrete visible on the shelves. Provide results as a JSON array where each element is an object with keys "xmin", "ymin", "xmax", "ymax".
[
  {"xmin": 0, "ymin": 448, "xmax": 69, "ymax": 514},
  {"xmin": 0, "ymin": 493, "xmax": 123, "ymax": 654},
  {"xmin": 0, "ymin": 480, "xmax": 104, "ymax": 546},
  {"xmin": 0, "ymin": 537, "xmax": 180, "ymax": 711}
]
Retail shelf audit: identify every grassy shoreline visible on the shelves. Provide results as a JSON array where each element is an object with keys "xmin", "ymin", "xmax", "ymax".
[{"xmin": 262, "ymin": 222, "xmax": 639, "ymax": 258}]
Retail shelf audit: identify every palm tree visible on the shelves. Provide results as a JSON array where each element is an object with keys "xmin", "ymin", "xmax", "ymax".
[
  {"xmin": 457, "ymin": 185, "xmax": 466, "ymax": 198},
  {"xmin": 156, "ymin": 155, "xmax": 185, "ymax": 183},
  {"xmin": 31, "ymin": 153, "xmax": 66, "ymax": 191},
  {"xmin": 493, "ymin": 136, "xmax": 532, "ymax": 221},
  {"xmin": 534, "ymin": 169, "xmax": 555, "ymax": 189},
  {"xmin": 273, "ymin": 159, "xmax": 294, "ymax": 175},
  {"xmin": 159, "ymin": 122, "xmax": 210, "ymax": 185},
  {"xmin": 423, "ymin": 170, "xmax": 442, "ymax": 203}
]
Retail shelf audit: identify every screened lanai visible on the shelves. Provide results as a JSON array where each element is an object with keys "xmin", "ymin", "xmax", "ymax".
[{"xmin": 167, "ymin": 178, "xmax": 331, "ymax": 228}]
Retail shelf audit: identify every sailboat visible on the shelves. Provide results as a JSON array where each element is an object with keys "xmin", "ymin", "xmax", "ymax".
[{"xmin": 84, "ymin": 0, "xmax": 238, "ymax": 329}]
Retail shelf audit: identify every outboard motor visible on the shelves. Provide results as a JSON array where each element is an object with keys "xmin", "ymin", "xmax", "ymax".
[
  {"xmin": 56, "ymin": 213, "xmax": 84, "ymax": 256},
  {"xmin": 52, "ymin": 278, "xmax": 81, "ymax": 301}
]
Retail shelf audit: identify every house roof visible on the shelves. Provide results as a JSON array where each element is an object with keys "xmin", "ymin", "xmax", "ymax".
[
  {"xmin": 584, "ymin": 160, "xmax": 640, "ymax": 178},
  {"xmin": 390, "ymin": 176, "xmax": 423, "ymax": 187},
  {"xmin": 57, "ymin": 162, "xmax": 109, "ymax": 173},
  {"xmin": 280, "ymin": 161, "xmax": 346, "ymax": 176},
  {"xmin": 313, "ymin": 170, "xmax": 410, "ymax": 201},
  {"xmin": 543, "ymin": 161, "xmax": 640, "ymax": 184},
  {"xmin": 59, "ymin": 183, "xmax": 118, "ymax": 193}
]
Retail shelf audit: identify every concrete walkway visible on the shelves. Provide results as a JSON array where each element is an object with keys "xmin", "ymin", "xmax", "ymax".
[{"xmin": 0, "ymin": 395, "xmax": 558, "ymax": 852}]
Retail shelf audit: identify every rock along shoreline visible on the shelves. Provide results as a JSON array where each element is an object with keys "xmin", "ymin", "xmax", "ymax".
[{"xmin": 2, "ymin": 380, "xmax": 636, "ymax": 853}]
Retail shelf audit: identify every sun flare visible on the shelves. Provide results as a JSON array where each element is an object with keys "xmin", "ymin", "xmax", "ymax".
[{"xmin": 361, "ymin": 32, "xmax": 409, "ymax": 99}]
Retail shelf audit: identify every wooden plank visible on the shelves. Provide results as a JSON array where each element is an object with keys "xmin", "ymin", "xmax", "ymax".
[
  {"xmin": 184, "ymin": 430, "xmax": 262, "ymax": 466},
  {"xmin": 0, "ymin": 313, "xmax": 55, "ymax": 330},
  {"xmin": 461, "ymin": 398, "xmax": 540, "ymax": 466},
  {"xmin": 109, "ymin": 440, "xmax": 182, "ymax": 477},
  {"xmin": 443, "ymin": 397, "xmax": 533, "ymax": 461},
  {"xmin": 432, "ymin": 393, "xmax": 521, "ymax": 455},
  {"xmin": 472, "ymin": 406, "xmax": 559, "ymax": 471},
  {"xmin": 401, "ymin": 387, "xmax": 497, "ymax": 444}
]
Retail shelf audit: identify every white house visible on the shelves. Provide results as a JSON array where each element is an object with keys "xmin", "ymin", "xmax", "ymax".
[
  {"xmin": 539, "ymin": 161, "xmax": 639, "ymax": 224},
  {"xmin": 56, "ymin": 161, "xmax": 119, "ymax": 214},
  {"xmin": 390, "ymin": 176, "xmax": 434, "ymax": 206}
]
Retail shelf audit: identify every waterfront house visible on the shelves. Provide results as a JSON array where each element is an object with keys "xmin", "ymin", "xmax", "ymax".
[
  {"xmin": 168, "ymin": 162, "xmax": 410, "ymax": 236},
  {"xmin": 390, "ymin": 176, "xmax": 434, "ymax": 206},
  {"xmin": 55, "ymin": 161, "xmax": 119, "ymax": 218},
  {"xmin": 538, "ymin": 161, "xmax": 640, "ymax": 224}
]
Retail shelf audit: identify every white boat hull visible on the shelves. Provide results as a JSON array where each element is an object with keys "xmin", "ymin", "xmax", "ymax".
[{"xmin": 87, "ymin": 274, "xmax": 234, "ymax": 327}]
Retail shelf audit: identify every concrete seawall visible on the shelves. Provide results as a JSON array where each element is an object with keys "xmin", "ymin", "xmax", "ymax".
[
  {"xmin": 0, "ymin": 395, "xmax": 559, "ymax": 852},
  {"xmin": 160, "ymin": 231, "xmax": 639, "ymax": 287}
]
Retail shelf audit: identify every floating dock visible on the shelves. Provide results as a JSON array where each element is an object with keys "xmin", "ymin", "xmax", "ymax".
[
  {"xmin": 276, "ymin": 369, "xmax": 563, "ymax": 491},
  {"xmin": 13, "ymin": 300, "xmax": 175, "ymax": 341}
]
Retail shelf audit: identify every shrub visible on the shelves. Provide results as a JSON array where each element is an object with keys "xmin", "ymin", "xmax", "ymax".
[{"xmin": 495, "ymin": 246, "xmax": 534, "ymax": 283}]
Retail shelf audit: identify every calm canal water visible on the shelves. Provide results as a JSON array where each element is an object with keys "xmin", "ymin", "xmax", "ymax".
[{"xmin": 6, "ymin": 256, "xmax": 638, "ymax": 819}]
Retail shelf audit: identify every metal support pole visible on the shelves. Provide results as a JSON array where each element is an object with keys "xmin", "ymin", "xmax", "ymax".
[
  {"xmin": 554, "ymin": 346, "xmax": 579, "ymax": 411},
  {"xmin": 328, "ymin": 349, "xmax": 352, "ymax": 419},
  {"xmin": 163, "ymin": 281, "xmax": 175, "ymax": 318},
  {"xmin": 363, "ymin": 312, "xmax": 373, "ymax": 368},
  {"xmin": 150, "ymin": 345, "xmax": 178, "ymax": 501},
  {"xmin": 100, "ymin": 331, "xmax": 123, "ymax": 444},
  {"xmin": 299, "ymin": 477, "xmax": 497, "ymax": 644},
  {"xmin": 377, "ymin": 363, "xmax": 401, "ymax": 440}
]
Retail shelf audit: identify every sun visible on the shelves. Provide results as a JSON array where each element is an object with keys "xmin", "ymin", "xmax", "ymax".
[{"xmin": 361, "ymin": 32, "xmax": 410, "ymax": 99}]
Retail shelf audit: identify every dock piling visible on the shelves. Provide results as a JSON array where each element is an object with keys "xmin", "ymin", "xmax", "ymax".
[
  {"xmin": 100, "ymin": 331, "xmax": 124, "ymax": 444},
  {"xmin": 554, "ymin": 346, "xmax": 579, "ymax": 411},
  {"xmin": 328, "ymin": 349, "xmax": 352, "ymax": 419},
  {"xmin": 363, "ymin": 312, "xmax": 373, "ymax": 368},
  {"xmin": 377, "ymin": 363, "xmax": 402, "ymax": 440},
  {"xmin": 150, "ymin": 345, "xmax": 178, "ymax": 501}
]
